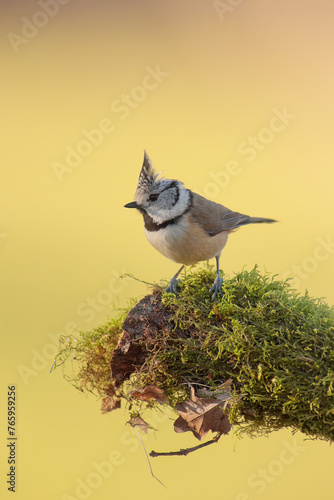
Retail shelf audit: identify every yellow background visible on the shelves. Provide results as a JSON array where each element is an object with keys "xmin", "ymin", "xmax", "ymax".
[{"xmin": 1, "ymin": 1, "xmax": 334, "ymax": 499}]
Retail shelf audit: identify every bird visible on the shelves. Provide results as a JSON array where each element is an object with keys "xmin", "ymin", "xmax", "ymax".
[{"xmin": 124, "ymin": 152, "xmax": 276, "ymax": 298}]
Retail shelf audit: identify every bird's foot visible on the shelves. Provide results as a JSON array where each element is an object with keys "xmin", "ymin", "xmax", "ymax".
[
  {"xmin": 210, "ymin": 275, "xmax": 223, "ymax": 299},
  {"xmin": 165, "ymin": 265, "xmax": 184, "ymax": 294},
  {"xmin": 165, "ymin": 276, "xmax": 180, "ymax": 294}
]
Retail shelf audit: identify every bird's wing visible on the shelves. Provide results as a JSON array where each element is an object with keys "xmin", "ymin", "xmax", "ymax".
[{"xmin": 190, "ymin": 193, "xmax": 275, "ymax": 237}]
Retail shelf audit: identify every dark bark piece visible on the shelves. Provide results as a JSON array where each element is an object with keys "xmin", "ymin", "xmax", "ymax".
[
  {"xmin": 121, "ymin": 290, "xmax": 172, "ymax": 346},
  {"xmin": 110, "ymin": 342, "xmax": 147, "ymax": 385},
  {"xmin": 110, "ymin": 291, "xmax": 173, "ymax": 386}
]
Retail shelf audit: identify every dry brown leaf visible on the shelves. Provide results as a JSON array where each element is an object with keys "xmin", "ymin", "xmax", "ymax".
[
  {"xmin": 174, "ymin": 415, "xmax": 191, "ymax": 434},
  {"xmin": 201, "ymin": 406, "xmax": 232, "ymax": 435},
  {"xmin": 101, "ymin": 396, "xmax": 121, "ymax": 414},
  {"xmin": 127, "ymin": 416, "xmax": 150, "ymax": 433},
  {"xmin": 174, "ymin": 383, "xmax": 232, "ymax": 440},
  {"xmin": 130, "ymin": 384, "xmax": 169, "ymax": 404}
]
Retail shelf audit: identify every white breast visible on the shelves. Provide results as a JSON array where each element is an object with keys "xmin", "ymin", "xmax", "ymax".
[
  {"xmin": 144, "ymin": 215, "xmax": 229, "ymax": 265},
  {"xmin": 144, "ymin": 219, "xmax": 189, "ymax": 263}
]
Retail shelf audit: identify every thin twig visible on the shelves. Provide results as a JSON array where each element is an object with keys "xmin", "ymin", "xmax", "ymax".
[
  {"xmin": 135, "ymin": 426, "xmax": 166, "ymax": 488},
  {"xmin": 150, "ymin": 433, "xmax": 222, "ymax": 457},
  {"xmin": 119, "ymin": 273, "xmax": 158, "ymax": 288}
]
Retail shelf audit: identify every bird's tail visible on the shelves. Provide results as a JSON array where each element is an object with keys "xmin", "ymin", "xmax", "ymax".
[
  {"xmin": 234, "ymin": 216, "xmax": 277, "ymax": 228},
  {"xmin": 246, "ymin": 216, "xmax": 277, "ymax": 225}
]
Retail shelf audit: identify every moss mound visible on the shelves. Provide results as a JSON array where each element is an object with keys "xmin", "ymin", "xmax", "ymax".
[{"xmin": 55, "ymin": 266, "xmax": 334, "ymax": 442}]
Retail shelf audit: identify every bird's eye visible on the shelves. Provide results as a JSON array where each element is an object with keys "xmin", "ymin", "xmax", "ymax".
[{"xmin": 149, "ymin": 193, "xmax": 159, "ymax": 202}]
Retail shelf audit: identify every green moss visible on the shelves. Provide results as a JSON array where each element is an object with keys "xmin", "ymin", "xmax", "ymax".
[
  {"xmin": 54, "ymin": 266, "xmax": 334, "ymax": 441},
  {"xmin": 56, "ymin": 315, "xmax": 124, "ymax": 397}
]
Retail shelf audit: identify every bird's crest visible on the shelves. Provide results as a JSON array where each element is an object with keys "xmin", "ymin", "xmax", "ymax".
[{"xmin": 136, "ymin": 151, "xmax": 163, "ymax": 194}]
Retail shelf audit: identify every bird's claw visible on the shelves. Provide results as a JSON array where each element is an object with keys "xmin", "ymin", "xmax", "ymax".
[
  {"xmin": 210, "ymin": 275, "xmax": 223, "ymax": 299},
  {"xmin": 165, "ymin": 277, "xmax": 180, "ymax": 294}
]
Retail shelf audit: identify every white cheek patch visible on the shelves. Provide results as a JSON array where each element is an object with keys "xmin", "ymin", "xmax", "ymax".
[
  {"xmin": 149, "ymin": 208, "xmax": 171, "ymax": 225},
  {"xmin": 147, "ymin": 185, "xmax": 190, "ymax": 224}
]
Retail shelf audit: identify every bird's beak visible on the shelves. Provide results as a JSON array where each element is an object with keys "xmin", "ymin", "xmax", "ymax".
[{"xmin": 124, "ymin": 201, "xmax": 139, "ymax": 209}]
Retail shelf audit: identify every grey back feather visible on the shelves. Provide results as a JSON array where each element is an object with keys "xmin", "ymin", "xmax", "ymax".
[{"xmin": 190, "ymin": 193, "xmax": 276, "ymax": 236}]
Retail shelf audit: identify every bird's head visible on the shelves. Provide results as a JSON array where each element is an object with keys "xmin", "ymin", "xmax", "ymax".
[{"xmin": 124, "ymin": 152, "xmax": 189, "ymax": 225}]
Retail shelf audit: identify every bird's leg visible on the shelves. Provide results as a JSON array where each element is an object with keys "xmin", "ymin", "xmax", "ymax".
[
  {"xmin": 210, "ymin": 254, "xmax": 223, "ymax": 299},
  {"xmin": 165, "ymin": 265, "xmax": 184, "ymax": 294}
]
